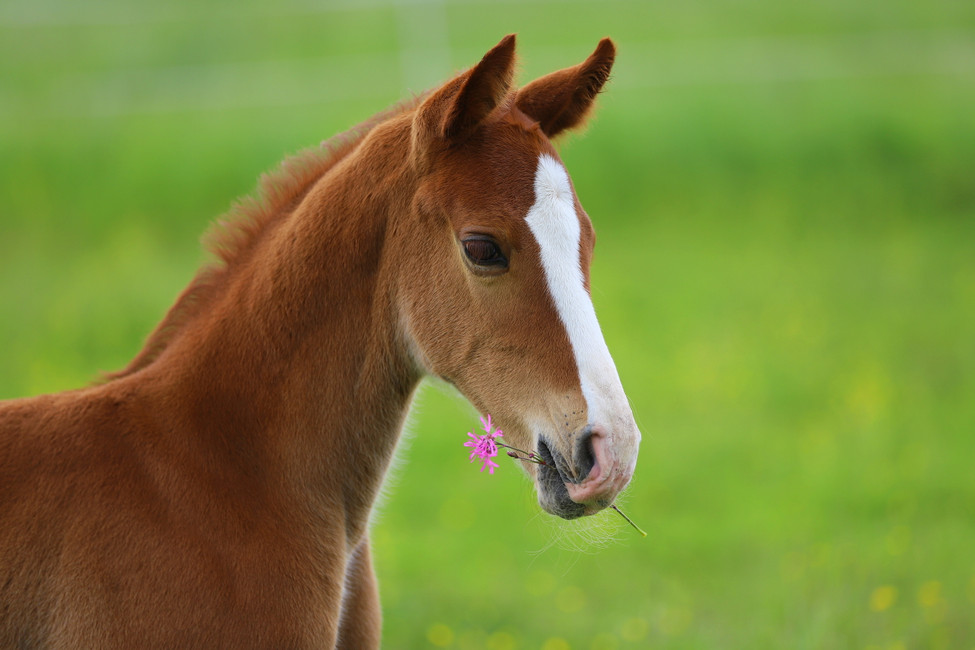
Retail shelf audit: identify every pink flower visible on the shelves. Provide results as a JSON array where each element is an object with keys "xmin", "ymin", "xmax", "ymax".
[
  {"xmin": 463, "ymin": 414, "xmax": 503, "ymax": 474},
  {"xmin": 481, "ymin": 456, "xmax": 500, "ymax": 474},
  {"xmin": 479, "ymin": 414, "xmax": 495, "ymax": 434}
]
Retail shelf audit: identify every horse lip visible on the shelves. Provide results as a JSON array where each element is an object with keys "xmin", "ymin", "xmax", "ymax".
[
  {"xmin": 534, "ymin": 437, "xmax": 589, "ymax": 519},
  {"xmin": 535, "ymin": 461, "xmax": 586, "ymax": 520}
]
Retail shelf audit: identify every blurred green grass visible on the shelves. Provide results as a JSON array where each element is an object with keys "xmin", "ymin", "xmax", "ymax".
[{"xmin": 2, "ymin": 1, "xmax": 974, "ymax": 648}]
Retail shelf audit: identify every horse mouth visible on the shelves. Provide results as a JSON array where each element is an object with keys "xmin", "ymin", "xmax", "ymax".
[{"xmin": 535, "ymin": 438, "xmax": 587, "ymax": 520}]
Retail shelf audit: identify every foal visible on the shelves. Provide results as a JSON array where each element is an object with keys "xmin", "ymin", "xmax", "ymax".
[{"xmin": 0, "ymin": 35, "xmax": 640, "ymax": 648}]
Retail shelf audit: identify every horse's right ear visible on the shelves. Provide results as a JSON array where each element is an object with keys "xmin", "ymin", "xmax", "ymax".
[{"xmin": 412, "ymin": 34, "xmax": 516, "ymax": 162}]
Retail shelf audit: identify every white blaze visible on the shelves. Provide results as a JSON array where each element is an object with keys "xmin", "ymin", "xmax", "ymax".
[{"xmin": 524, "ymin": 154, "xmax": 630, "ymax": 430}]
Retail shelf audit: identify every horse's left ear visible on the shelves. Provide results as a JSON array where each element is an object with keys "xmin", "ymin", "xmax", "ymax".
[{"xmin": 516, "ymin": 38, "xmax": 616, "ymax": 138}]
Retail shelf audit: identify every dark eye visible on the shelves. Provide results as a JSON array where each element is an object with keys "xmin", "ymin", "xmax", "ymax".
[{"xmin": 462, "ymin": 237, "xmax": 507, "ymax": 268}]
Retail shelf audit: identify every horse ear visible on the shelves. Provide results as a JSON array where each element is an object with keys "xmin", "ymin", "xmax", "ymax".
[
  {"xmin": 442, "ymin": 34, "xmax": 517, "ymax": 141},
  {"xmin": 515, "ymin": 38, "xmax": 615, "ymax": 138},
  {"xmin": 413, "ymin": 34, "xmax": 516, "ymax": 154}
]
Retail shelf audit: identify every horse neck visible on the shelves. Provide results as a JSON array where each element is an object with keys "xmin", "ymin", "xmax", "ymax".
[{"xmin": 142, "ymin": 120, "xmax": 421, "ymax": 542}]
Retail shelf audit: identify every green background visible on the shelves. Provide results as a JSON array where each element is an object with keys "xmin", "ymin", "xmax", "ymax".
[{"xmin": 2, "ymin": 1, "xmax": 974, "ymax": 648}]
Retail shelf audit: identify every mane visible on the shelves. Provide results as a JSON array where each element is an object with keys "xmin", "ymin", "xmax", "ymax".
[{"xmin": 105, "ymin": 97, "xmax": 424, "ymax": 381}]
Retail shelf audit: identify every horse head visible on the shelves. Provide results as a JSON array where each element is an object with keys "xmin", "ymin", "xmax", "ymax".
[{"xmin": 398, "ymin": 35, "xmax": 640, "ymax": 519}]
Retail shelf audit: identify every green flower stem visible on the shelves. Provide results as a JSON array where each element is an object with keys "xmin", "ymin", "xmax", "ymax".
[{"xmin": 611, "ymin": 504, "xmax": 647, "ymax": 538}]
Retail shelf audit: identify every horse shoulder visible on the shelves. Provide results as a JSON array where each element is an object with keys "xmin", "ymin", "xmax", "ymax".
[
  {"xmin": 0, "ymin": 388, "xmax": 135, "ymax": 644},
  {"xmin": 0, "ymin": 383, "xmax": 348, "ymax": 647}
]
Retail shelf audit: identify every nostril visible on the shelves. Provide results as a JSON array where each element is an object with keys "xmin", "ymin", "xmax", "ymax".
[
  {"xmin": 537, "ymin": 438, "xmax": 556, "ymax": 469},
  {"xmin": 539, "ymin": 431, "xmax": 598, "ymax": 485},
  {"xmin": 574, "ymin": 427, "xmax": 596, "ymax": 481},
  {"xmin": 538, "ymin": 437, "xmax": 579, "ymax": 485}
]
